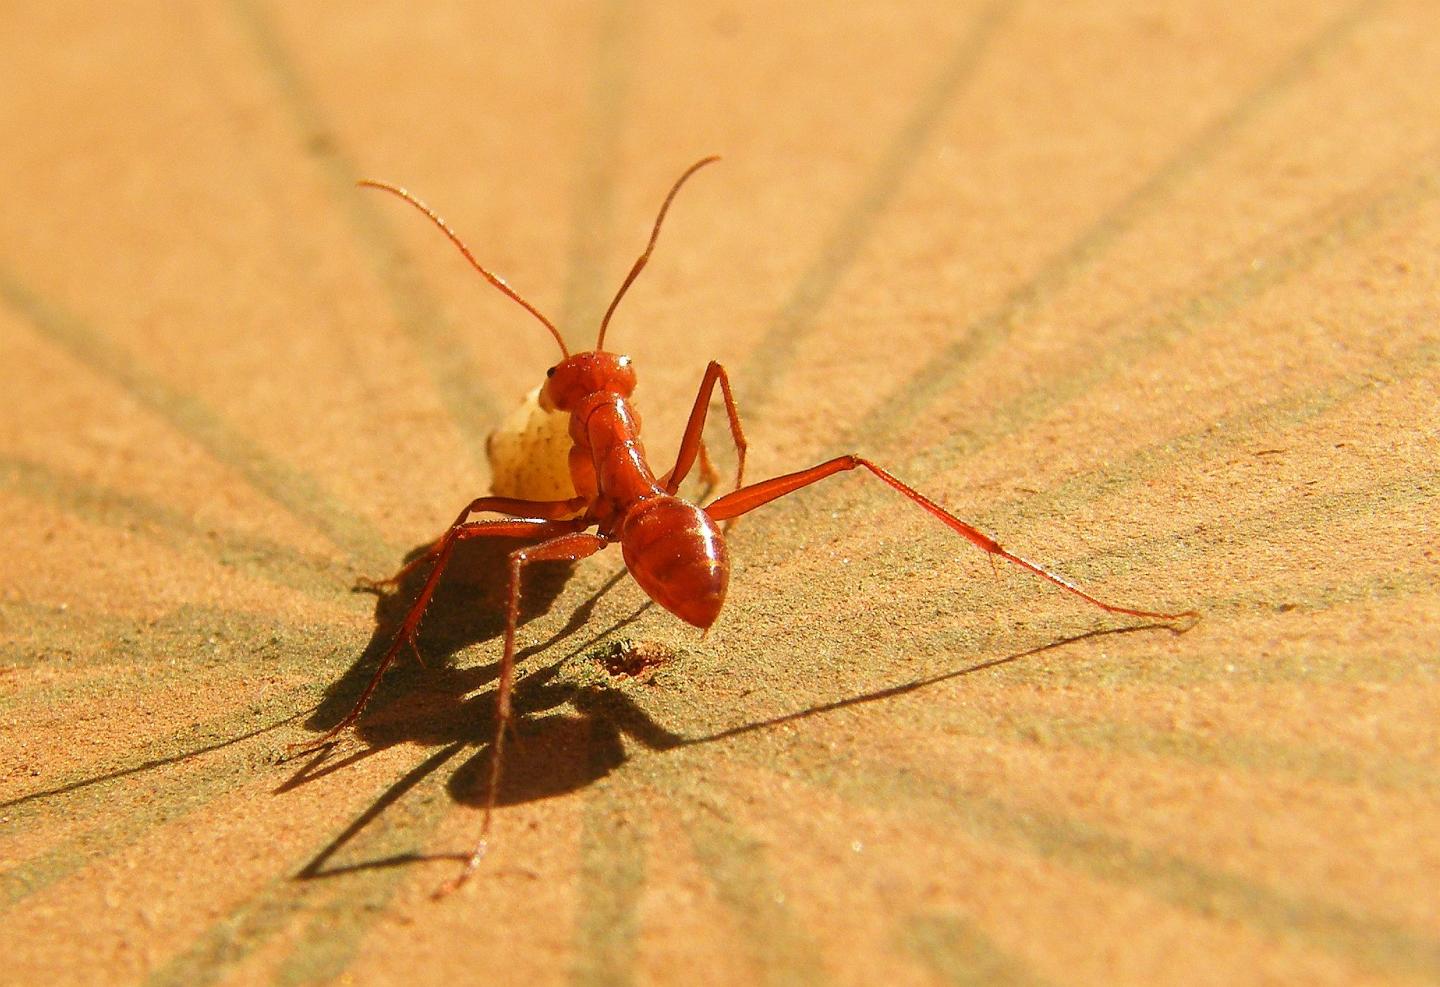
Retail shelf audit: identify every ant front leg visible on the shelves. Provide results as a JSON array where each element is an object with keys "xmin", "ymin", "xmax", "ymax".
[
  {"xmin": 666, "ymin": 361, "xmax": 748, "ymax": 506},
  {"xmin": 356, "ymin": 495, "xmax": 588, "ymax": 595},
  {"xmin": 705, "ymin": 456, "xmax": 1198, "ymax": 623},
  {"xmin": 439, "ymin": 529, "xmax": 609, "ymax": 897},
  {"xmin": 292, "ymin": 516, "xmax": 587, "ymax": 756}
]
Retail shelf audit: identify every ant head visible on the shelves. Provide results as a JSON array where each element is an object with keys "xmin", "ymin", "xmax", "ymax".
[{"xmin": 541, "ymin": 352, "xmax": 636, "ymax": 412}]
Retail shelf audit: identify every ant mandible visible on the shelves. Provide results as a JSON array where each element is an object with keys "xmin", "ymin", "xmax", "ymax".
[{"xmin": 304, "ymin": 156, "xmax": 1198, "ymax": 894}]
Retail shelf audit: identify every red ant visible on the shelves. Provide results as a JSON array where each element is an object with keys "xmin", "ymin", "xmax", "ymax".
[{"xmin": 306, "ymin": 156, "xmax": 1197, "ymax": 894}]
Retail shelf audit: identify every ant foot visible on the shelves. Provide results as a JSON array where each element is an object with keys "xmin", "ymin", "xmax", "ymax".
[
  {"xmin": 432, "ymin": 840, "xmax": 489, "ymax": 899},
  {"xmin": 281, "ymin": 735, "xmax": 340, "ymax": 760},
  {"xmin": 281, "ymin": 718, "xmax": 359, "ymax": 760},
  {"xmin": 353, "ymin": 575, "xmax": 399, "ymax": 595},
  {"xmin": 1166, "ymin": 610, "xmax": 1203, "ymax": 633}
]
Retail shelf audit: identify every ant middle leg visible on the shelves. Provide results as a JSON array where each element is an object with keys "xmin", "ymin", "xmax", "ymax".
[
  {"xmin": 292, "ymin": 517, "xmax": 588, "ymax": 755},
  {"xmin": 439, "ymin": 529, "xmax": 610, "ymax": 896},
  {"xmin": 705, "ymin": 456, "xmax": 1198, "ymax": 623}
]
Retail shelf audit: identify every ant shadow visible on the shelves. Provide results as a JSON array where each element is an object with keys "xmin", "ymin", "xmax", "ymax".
[
  {"xmin": 282, "ymin": 533, "xmax": 689, "ymax": 878},
  {"xmin": 282, "ymin": 531, "xmax": 1188, "ymax": 880}
]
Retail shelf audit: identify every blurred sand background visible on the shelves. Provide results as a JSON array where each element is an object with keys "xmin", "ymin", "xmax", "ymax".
[{"xmin": 1, "ymin": 2, "xmax": 1437, "ymax": 984}]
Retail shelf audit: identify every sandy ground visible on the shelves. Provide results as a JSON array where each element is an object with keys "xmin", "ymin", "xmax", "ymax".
[{"xmin": 2, "ymin": 2, "xmax": 1438, "ymax": 985}]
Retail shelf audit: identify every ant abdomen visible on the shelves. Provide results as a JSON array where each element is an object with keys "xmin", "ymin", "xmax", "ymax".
[{"xmin": 620, "ymin": 495, "xmax": 729, "ymax": 628}]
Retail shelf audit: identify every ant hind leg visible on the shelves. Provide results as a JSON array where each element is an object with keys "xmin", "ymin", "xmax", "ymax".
[{"xmin": 705, "ymin": 455, "xmax": 1198, "ymax": 624}]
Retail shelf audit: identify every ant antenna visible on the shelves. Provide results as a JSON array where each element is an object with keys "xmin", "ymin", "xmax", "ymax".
[
  {"xmin": 359, "ymin": 180, "xmax": 570, "ymax": 358},
  {"xmin": 596, "ymin": 155, "xmax": 720, "ymax": 350}
]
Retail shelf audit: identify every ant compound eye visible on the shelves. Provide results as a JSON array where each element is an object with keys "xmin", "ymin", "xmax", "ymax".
[{"xmin": 546, "ymin": 366, "xmax": 556, "ymax": 377}]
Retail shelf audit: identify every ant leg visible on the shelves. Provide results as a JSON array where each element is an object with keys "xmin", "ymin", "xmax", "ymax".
[
  {"xmin": 705, "ymin": 456, "xmax": 1198, "ymax": 622},
  {"xmin": 292, "ymin": 517, "xmax": 586, "ymax": 755},
  {"xmin": 356, "ymin": 495, "xmax": 587, "ymax": 594},
  {"xmin": 438, "ymin": 530, "xmax": 610, "ymax": 896},
  {"xmin": 659, "ymin": 439, "xmax": 720, "ymax": 496},
  {"xmin": 665, "ymin": 361, "xmax": 748, "ymax": 500},
  {"xmin": 696, "ymin": 437, "xmax": 721, "ymax": 490}
]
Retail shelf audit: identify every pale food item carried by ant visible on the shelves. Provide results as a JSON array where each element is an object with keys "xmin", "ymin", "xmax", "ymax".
[
  {"xmin": 486, "ymin": 384, "xmax": 578, "ymax": 505},
  {"xmin": 299, "ymin": 157, "xmax": 1198, "ymax": 897}
]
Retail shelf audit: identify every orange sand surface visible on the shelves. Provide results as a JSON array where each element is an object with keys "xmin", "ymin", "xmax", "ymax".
[{"xmin": 2, "ymin": 2, "xmax": 1437, "ymax": 985}]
